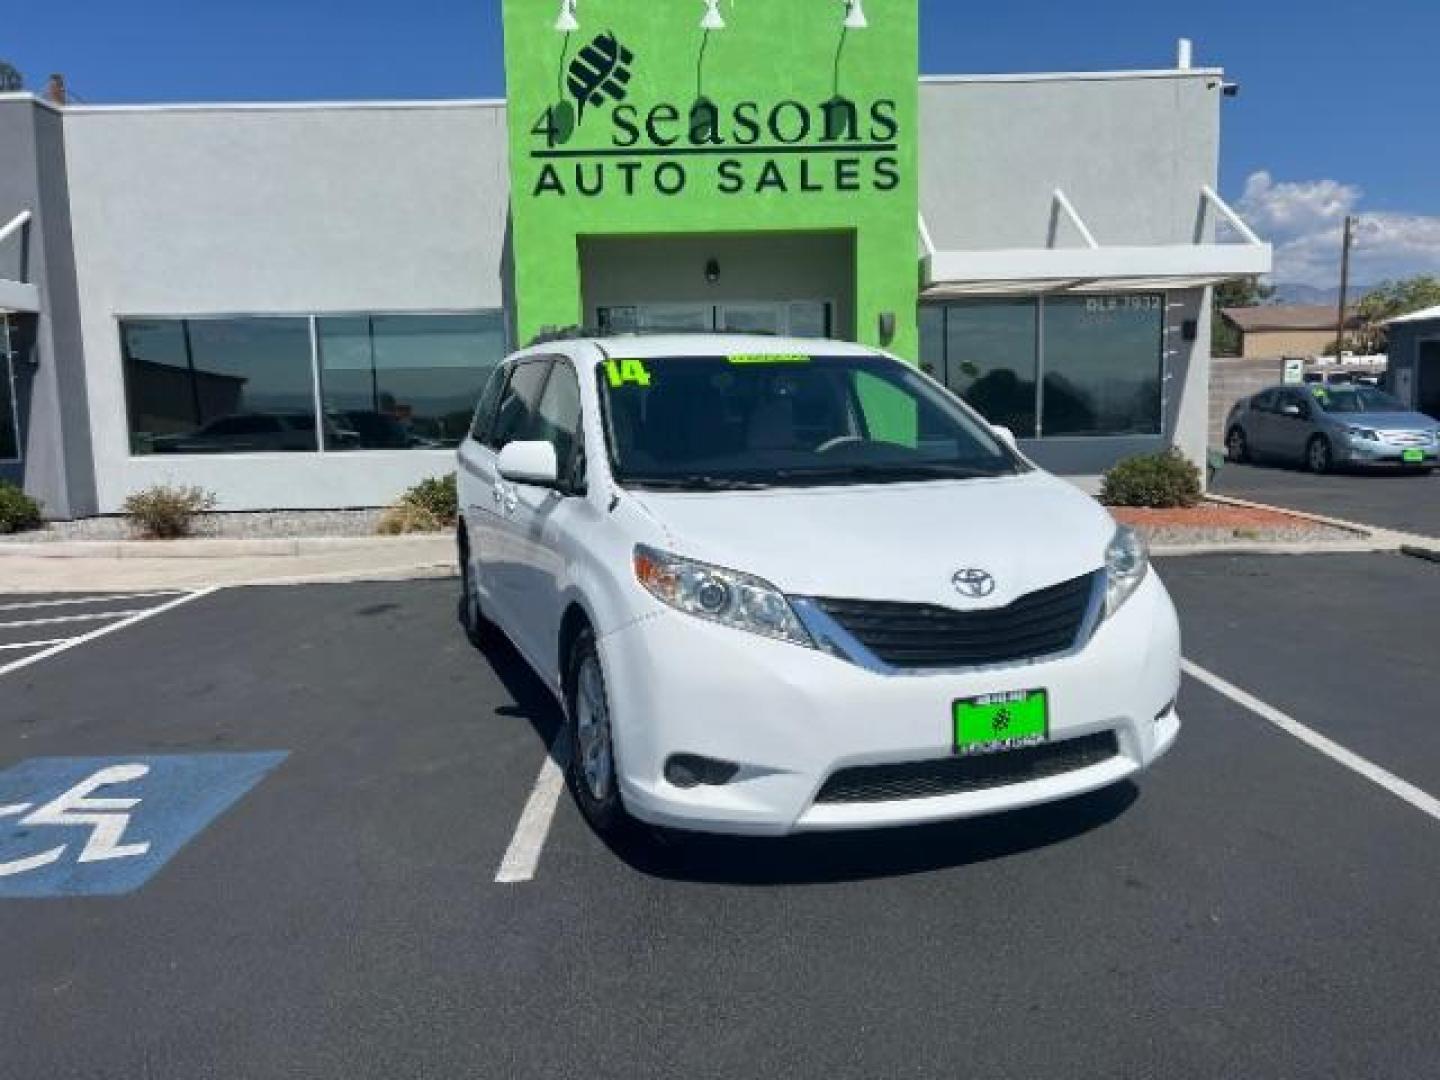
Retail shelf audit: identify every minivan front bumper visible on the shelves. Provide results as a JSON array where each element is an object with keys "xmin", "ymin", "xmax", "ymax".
[{"xmin": 598, "ymin": 571, "xmax": 1181, "ymax": 835}]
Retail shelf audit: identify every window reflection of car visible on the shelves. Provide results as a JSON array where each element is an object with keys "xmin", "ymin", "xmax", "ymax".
[
  {"xmin": 151, "ymin": 413, "xmax": 358, "ymax": 453},
  {"xmin": 328, "ymin": 411, "xmax": 442, "ymax": 449}
]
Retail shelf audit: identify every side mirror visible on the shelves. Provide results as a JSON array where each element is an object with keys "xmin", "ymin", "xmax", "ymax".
[
  {"xmin": 497, "ymin": 441, "xmax": 559, "ymax": 487},
  {"xmin": 991, "ymin": 425, "xmax": 1019, "ymax": 453}
]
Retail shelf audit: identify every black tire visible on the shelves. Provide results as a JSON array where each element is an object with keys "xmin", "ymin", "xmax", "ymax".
[
  {"xmin": 1306, "ymin": 435, "xmax": 1333, "ymax": 475},
  {"xmin": 564, "ymin": 627, "xmax": 631, "ymax": 837},
  {"xmin": 457, "ymin": 528, "xmax": 495, "ymax": 648},
  {"xmin": 1225, "ymin": 426, "xmax": 1250, "ymax": 464}
]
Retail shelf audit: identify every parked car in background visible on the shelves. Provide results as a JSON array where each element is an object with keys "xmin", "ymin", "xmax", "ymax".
[
  {"xmin": 456, "ymin": 335, "xmax": 1181, "ymax": 839},
  {"xmin": 1225, "ymin": 385, "xmax": 1439, "ymax": 474}
]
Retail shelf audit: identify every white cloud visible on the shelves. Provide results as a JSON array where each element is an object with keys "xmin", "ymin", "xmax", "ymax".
[{"xmin": 1236, "ymin": 171, "xmax": 1440, "ymax": 287}]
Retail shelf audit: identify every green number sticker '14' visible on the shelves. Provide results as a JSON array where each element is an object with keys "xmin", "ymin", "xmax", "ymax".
[{"xmin": 605, "ymin": 360, "xmax": 652, "ymax": 389}]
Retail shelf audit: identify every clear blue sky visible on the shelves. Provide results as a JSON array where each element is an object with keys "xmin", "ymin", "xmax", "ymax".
[{"xmin": 6, "ymin": 0, "xmax": 1439, "ymax": 286}]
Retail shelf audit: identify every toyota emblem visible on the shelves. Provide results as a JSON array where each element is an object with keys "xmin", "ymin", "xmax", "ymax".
[{"xmin": 952, "ymin": 569, "xmax": 996, "ymax": 599}]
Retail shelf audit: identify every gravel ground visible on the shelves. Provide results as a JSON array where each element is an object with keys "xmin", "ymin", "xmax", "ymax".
[
  {"xmin": 1131, "ymin": 521, "xmax": 1361, "ymax": 546},
  {"xmin": 4, "ymin": 509, "xmax": 391, "ymax": 542}
]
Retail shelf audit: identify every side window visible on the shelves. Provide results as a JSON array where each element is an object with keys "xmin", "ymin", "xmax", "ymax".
[
  {"xmin": 534, "ymin": 360, "xmax": 585, "ymax": 491},
  {"xmin": 469, "ymin": 364, "xmax": 509, "ymax": 445},
  {"xmin": 489, "ymin": 360, "xmax": 552, "ymax": 450},
  {"xmin": 1253, "ymin": 391, "xmax": 1276, "ymax": 414}
]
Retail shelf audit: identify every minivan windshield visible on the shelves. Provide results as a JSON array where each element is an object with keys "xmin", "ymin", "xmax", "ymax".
[
  {"xmin": 1311, "ymin": 386, "xmax": 1407, "ymax": 414},
  {"xmin": 598, "ymin": 353, "xmax": 1023, "ymax": 490}
]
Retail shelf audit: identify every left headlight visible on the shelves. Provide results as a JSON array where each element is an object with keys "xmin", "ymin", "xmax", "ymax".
[
  {"xmin": 1346, "ymin": 425, "xmax": 1380, "ymax": 442},
  {"xmin": 1104, "ymin": 525, "xmax": 1149, "ymax": 619},
  {"xmin": 633, "ymin": 544, "xmax": 815, "ymax": 648}
]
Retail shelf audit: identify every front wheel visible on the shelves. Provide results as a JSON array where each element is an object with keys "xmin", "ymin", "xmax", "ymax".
[
  {"xmin": 1226, "ymin": 427, "xmax": 1250, "ymax": 464},
  {"xmin": 565, "ymin": 628, "xmax": 631, "ymax": 837},
  {"xmin": 1306, "ymin": 435, "xmax": 1333, "ymax": 474}
]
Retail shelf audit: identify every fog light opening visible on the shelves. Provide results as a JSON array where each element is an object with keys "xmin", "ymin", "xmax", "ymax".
[{"xmin": 664, "ymin": 754, "xmax": 740, "ymax": 789}]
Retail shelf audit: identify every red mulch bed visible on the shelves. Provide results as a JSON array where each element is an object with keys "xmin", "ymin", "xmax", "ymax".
[{"xmin": 1111, "ymin": 502, "xmax": 1307, "ymax": 529}]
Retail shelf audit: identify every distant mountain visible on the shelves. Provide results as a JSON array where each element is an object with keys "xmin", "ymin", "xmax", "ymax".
[{"xmin": 1268, "ymin": 283, "xmax": 1379, "ymax": 306}]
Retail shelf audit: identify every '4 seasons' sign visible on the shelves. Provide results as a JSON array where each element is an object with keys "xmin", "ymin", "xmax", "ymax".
[{"xmin": 528, "ymin": 31, "xmax": 902, "ymax": 200}]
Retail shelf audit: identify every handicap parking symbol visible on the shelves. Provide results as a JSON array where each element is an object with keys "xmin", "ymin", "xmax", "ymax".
[{"xmin": 0, "ymin": 752, "xmax": 287, "ymax": 898}]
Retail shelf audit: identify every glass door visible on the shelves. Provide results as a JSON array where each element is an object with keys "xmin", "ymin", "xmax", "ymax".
[{"xmin": 597, "ymin": 301, "xmax": 835, "ymax": 340}]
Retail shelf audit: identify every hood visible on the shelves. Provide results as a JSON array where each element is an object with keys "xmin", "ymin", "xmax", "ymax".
[
  {"xmin": 630, "ymin": 472, "xmax": 1116, "ymax": 608},
  {"xmin": 1326, "ymin": 411, "xmax": 1439, "ymax": 431}
]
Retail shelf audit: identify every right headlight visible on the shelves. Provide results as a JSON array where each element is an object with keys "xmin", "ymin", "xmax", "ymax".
[
  {"xmin": 1104, "ymin": 525, "xmax": 1149, "ymax": 619},
  {"xmin": 632, "ymin": 544, "xmax": 814, "ymax": 648}
]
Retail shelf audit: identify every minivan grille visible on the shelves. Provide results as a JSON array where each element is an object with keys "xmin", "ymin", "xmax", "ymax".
[
  {"xmin": 814, "ymin": 731, "xmax": 1120, "ymax": 804},
  {"xmin": 809, "ymin": 571, "xmax": 1098, "ymax": 670}
]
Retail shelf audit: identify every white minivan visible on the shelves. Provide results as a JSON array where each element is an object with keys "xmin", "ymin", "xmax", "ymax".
[{"xmin": 457, "ymin": 335, "xmax": 1180, "ymax": 837}]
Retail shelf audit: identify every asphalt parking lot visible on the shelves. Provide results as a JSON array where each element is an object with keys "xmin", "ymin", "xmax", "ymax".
[
  {"xmin": 2, "ymin": 557, "xmax": 1439, "ymax": 1079},
  {"xmin": 1214, "ymin": 461, "xmax": 1440, "ymax": 538}
]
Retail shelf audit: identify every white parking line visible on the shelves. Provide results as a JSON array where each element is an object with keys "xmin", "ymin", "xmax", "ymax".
[
  {"xmin": 0, "ymin": 591, "xmax": 187, "ymax": 613},
  {"xmin": 1183, "ymin": 658, "xmax": 1440, "ymax": 824},
  {"xmin": 0, "ymin": 640, "xmax": 68, "ymax": 652},
  {"xmin": 0, "ymin": 609, "xmax": 149, "ymax": 631},
  {"xmin": 0, "ymin": 589, "xmax": 216, "ymax": 679},
  {"xmin": 495, "ymin": 734, "xmax": 571, "ymax": 885}
]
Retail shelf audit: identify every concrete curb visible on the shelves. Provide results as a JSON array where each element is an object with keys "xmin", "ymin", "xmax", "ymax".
[
  {"xmin": 1151, "ymin": 539, "xmax": 1402, "ymax": 558},
  {"xmin": 0, "ymin": 534, "xmax": 451, "ymax": 560},
  {"xmin": 217, "ymin": 562, "xmax": 458, "ymax": 589},
  {"xmin": 1202, "ymin": 493, "xmax": 1376, "ymax": 537}
]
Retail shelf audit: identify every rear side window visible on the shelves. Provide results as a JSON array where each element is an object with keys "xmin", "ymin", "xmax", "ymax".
[
  {"xmin": 1252, "ymin": 391, "xmax": 1277, "ymax": 413},
  {"xmin": 489, "ymin": 360, "xmax": 552, "ymax": 450}
]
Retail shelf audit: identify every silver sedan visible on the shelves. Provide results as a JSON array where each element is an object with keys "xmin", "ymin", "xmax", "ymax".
[{"xmin": 1225, "ymin": 385, "xmax": 1439, "ymax": 474}]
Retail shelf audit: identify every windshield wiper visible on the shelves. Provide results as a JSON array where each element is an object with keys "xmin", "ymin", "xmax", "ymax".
[
  {"xmin": 768, "ymin": 463, "xmax": 1008, "ymax": 486},
  {"xmin": 623, "ymin": 475, "xmax": 774, "ymax": 492}
]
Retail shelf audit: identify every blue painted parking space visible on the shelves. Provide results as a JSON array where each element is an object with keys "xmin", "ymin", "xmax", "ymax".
[{"xmin": 0, "ymin": 752, "xmax": 288, "ymax": 898}]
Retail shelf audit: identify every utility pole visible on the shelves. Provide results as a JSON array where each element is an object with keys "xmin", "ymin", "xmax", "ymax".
[{"xmin": 1334, "ymin": 215, "xmax": 1356, "ymax": 360}]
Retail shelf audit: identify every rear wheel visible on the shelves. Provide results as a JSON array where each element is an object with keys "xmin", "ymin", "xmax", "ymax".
[
  {"xmin": 458, "ymin": 528, "xmax": 494, "ymax": 647},
  {"xmin": 1306, "ymin": 435, "xmax": 1333, "ymax": 474},
  {"xmin": 565, "ymin": 628, "xmax": 631, "ymax": 837},
  {"xmin": 1226, "ymin": 427, "xmax": 1250, "ymax": 464}
]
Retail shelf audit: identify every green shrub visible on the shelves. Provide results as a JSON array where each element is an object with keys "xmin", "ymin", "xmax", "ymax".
[
  {"xmin": 1100, "ymin": 450, "xmax": 1203, "ymax": 509},
  {"xmin": 406, "ymin": 474, "xmax": 458, "ymax": 526},
  {"xmin": 0, "ymin": 481, "xmax": 43, "ymax": 534},
  {"xmin": 378, "ymin": 474, "xmax": 457, "ymax": 535},
  {"xmin": 123, "ymin": 483, "xmax": 217, "ymax": 539}
]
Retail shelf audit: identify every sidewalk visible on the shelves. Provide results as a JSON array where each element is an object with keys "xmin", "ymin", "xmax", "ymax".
[{"xmin": 0, "ymin": 535, "xmax": 454, "ymax": 593}]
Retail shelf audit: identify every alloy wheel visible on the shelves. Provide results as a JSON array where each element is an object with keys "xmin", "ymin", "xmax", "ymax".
[{"xmin": 575, "ymin": 656, "xmax": 614, "ymax": 802}]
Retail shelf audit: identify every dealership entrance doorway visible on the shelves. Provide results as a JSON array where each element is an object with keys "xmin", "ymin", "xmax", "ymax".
[{"xmin": 580, "ymin": 232, "xmax": 855, "ymax": 342}]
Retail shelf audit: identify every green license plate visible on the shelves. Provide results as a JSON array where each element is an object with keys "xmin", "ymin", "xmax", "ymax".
[
  {"xmin": 1403, "ymin": 449, "xmax": 1425, "ymax": 463},
  {"xmin": 954, "ymin": 690, "xmax": 1049, "ymax": 756}
]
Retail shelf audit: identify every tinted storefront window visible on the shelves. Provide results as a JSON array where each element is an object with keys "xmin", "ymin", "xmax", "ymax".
[
  {"xmin": 121, "ymin": 312, "xmax": 506, "ymax": 455},
  {"xmin": 318, "ymin": 312, "xmax": 506, "ymax": 450},
  {"xmin": 1, "ymin": 315, "xmax": 20, "ymax": 461},
  {"xmin": 922, "ymin": 295, "xmax": 1164, "ymax": 439},
  {"xmin": 122, "ymin": 318, "xmax": 315, "ymax": 454},
  {"xmin": 1041, "ymin": 296, "xmax": 1164, "ymax": 437},
  {"xmin": 938, "ymin": 300, "xmax": 1039, "ymax": 436}
]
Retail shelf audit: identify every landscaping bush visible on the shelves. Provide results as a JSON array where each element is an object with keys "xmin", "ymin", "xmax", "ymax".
[
  {"xmin": 123, "ymin": 483, "xmax": 217, "ymax": 539},
  {"xmin": 0, "ymin": 481, "xmax": 43, "ymax": 534},
  {"xmin": 376, "ymin": 473, "xmax": 458, "ymax": 536},
  {"xmin": 1099, "ymin": 450, "xmax": 1203, "ymax": 509}
]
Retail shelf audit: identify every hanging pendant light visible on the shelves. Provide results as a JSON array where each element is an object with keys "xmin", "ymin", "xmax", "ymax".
[
  {"xmin": 554, "ymin": 0, "xmax": 579, "ymax": 33},
  {"xmin": 701, "ymin": 0, "xmax": 726, "ymax": 31},
  {"xmin": 843, "ymin": 0, "xmax": 868, "ymax": 29}
]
